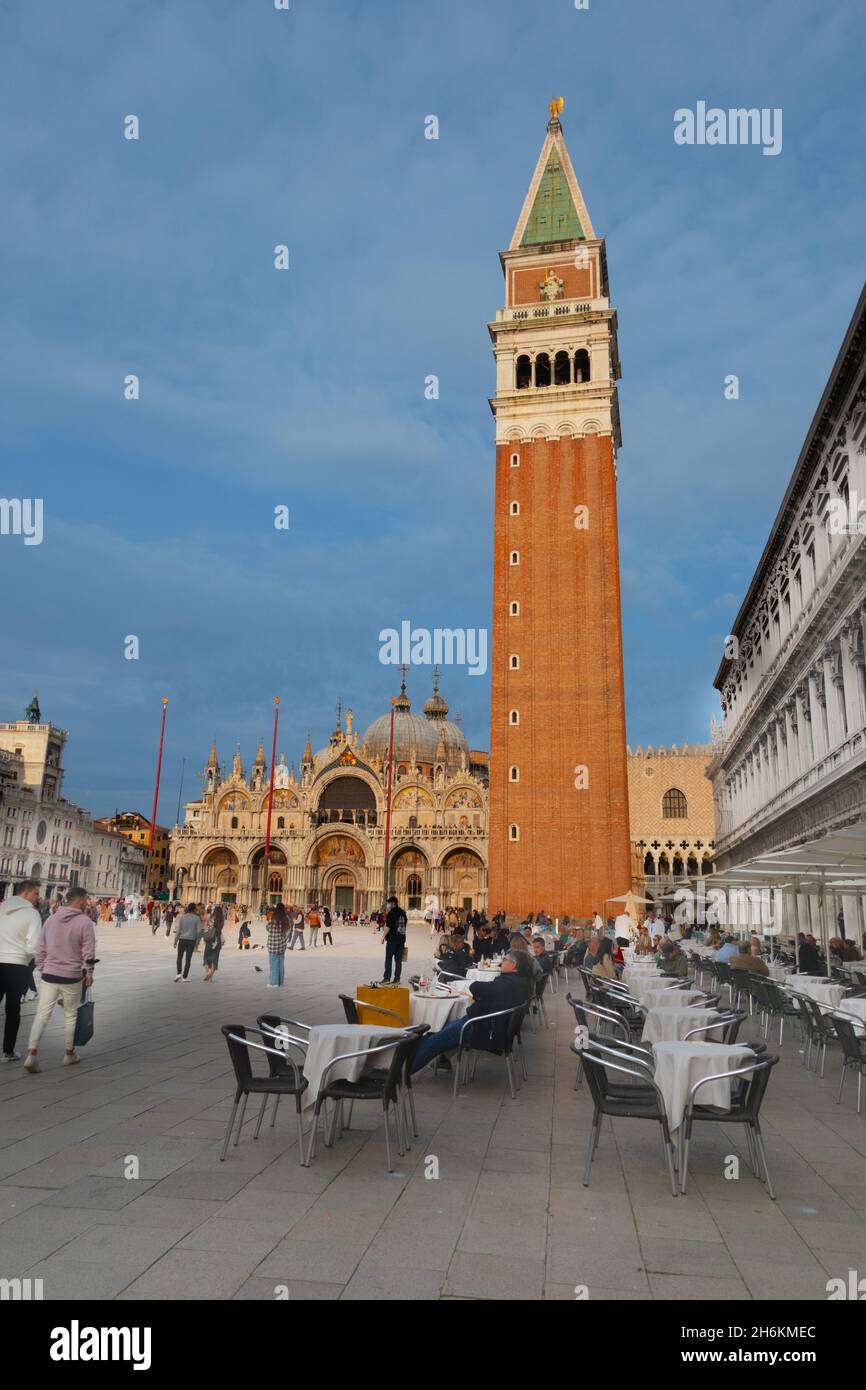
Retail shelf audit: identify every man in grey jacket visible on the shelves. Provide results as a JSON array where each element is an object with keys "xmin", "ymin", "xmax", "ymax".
[
  {"xmin": 0, "ymin": 880, "xmax": 42, "ymax": 1061},
  {"xmin": 173, "ymin": 903, "xmax": 203, "ymax": 981}
]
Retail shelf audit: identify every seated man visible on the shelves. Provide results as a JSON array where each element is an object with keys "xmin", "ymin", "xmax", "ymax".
[
  {"xmin": 566, "ymin": 928, "xmax": 590, "ymax": 968},
  {"xmin": 715, "ymin": 935, "xmax": 740, "ymax": 963},
  {"xmin": 492, "ymin": 924, "xmax": 511, "ymax": 954},
  {"xmin": 728, "ymin": 938, "xmax": 769, "ymax": 976},
  {"xmin": 472, "ymin": 927, "xmax": 496, "ymax": 962},
  {"xmin": 656, "ymin": 940, "xmax": 689, "ymax": 977},
  {"xmin": 532, "ymin": 937, "xmax": 555, "ymax": 976},
  {"xmin": 510, "ymin": 932, "xmax": 543, "ymax": 981},
  {"xmin": 410, "ymin": 951, "xmax": 533, "ymax": 1073},
  {"xmin": 436, "ymin": 933, "xmax": 472, "ymax": 978}
]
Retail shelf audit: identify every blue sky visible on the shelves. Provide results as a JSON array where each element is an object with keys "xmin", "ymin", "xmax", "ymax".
[{"xmin": 1, "ymin": 0, "xmax": 864, "ymax": 816}]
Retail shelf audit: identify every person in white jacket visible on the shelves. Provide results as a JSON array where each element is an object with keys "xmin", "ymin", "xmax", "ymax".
[{"xmin": 0, "ymin": 879, "xmax": 42, "ymax": 1061}]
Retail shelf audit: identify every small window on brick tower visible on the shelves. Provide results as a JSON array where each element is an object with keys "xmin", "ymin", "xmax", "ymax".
[
  {"xmin": 509, "ymin": 824, "xmax": 520, "ymax": 841},
  {"xmin": 574, "ymin": 348, "xmax": 590, "ymax": 383},
  {"xmin": 515, "ymin": 356, "xmax": 531, "ymax": 390},
  {"xmin": 554, "ymin": 350, "xmax": 570, "ymax": 385},
  {"xmin": 510, "ymin": 500, "xmax": 519, "ymax": 515},
  {"xmin": 509, "ymin": 766, "xmax": 519, "ymax": 782},
  {"xmin": 510, "ymin": 601, "xmax": 520, "ymax": 616},
  {"xmin": 510, "ymin": 551, "xmax": 519, "ymax": 565},
  {"xmin": 510, "ymin": 709, "xmax": 519, "ymax": 725},
  {"xmin": 510, "ymin": 654, "xmax": 519, "ymax": 669},
  {"xmin": 535, "ymin": 353, "xmax": 551, "ymax": 387},
  {"xmin": 510, "ymin": 452, "xmax": 520, "ymax": 467}
]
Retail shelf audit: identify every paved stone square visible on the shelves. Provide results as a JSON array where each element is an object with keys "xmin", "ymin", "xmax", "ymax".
[{"xmin": 1, "ymin": 920, "xmax": 865, "ymax": 1300}]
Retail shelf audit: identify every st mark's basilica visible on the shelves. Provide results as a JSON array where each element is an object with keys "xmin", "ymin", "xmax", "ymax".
[{"xmin": 169, "ymin": 673, "xmax": 490, "ymax": 915}]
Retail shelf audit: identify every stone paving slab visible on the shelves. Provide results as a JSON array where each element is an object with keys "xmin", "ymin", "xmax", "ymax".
[{"xmin": 0, "ymin": 920, "xmax": 864, "ymax": 1300}]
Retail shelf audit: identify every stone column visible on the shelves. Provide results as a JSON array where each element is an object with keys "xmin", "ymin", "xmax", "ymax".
[{"xmin": 843, "ymin": 609, "xmax": 866, "ymax": 731}]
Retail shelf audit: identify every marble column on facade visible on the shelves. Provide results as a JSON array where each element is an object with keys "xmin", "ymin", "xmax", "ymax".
[
  {"xmin": 823, "ymin": 642, "xmax": 846, "ymax": 746},
  {"xmin": 843, "ymin": 608, "xmax": 866, "ymax": 731},
  {"xmin": 797, "ymin": 680, "xmax": 815, "ymax": 768}
]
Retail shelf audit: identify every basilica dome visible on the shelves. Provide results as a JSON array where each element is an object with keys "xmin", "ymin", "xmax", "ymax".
[{"xmin": 361, "ymin": 677, "xmax": 469, "ymax": 768}]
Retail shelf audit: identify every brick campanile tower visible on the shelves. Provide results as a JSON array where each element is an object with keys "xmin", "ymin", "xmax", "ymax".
[{"xmin": 487, "ymin": 103, "xmax": 631, "ymax": 921}]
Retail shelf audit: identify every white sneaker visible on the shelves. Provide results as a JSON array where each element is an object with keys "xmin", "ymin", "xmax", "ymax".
[
  {"xmin": 266, "ymin": 983, "xmax": 279, "ymax": 988},
  {"xmin": 63, "ymin": 1052, "xmax": 80, "ymax": 1067},
  {"xmin": 174, "ymin": 974, "xmax": 182, "ymax": 981},
  {"xmin": 23, "ymin": 1055, "xmax": 41, "ymax": 1073},
  {"xmin": 2, "ymin": 1051, "xmax": 21, "ymax": 1062}
]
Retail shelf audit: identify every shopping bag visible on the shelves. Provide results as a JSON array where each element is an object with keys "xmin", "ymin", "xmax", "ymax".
[{"xmin": 73, "ymin": 988, "xmax": 94, "ymax": 1048}]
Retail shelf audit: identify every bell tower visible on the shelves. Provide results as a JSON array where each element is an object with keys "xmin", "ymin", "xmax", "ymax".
[{"xmin": 487, "ymin": 101, "xmax": 631, "ymax": 920}]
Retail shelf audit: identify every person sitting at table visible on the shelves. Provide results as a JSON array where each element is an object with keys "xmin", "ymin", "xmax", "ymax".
[
  {"xmin": 705, "ymin": 926, "xmax": 722, "ymax": 951},
  {"xmin": 634, "ymin": 924, "xmax": 653, "ymax": 956},
  {"xmin": 565, "ymin": 928, "xmax": 588, "ymax": 968},
  {"xmin": 532, "ymin": 937, "xmax": 555, "ymax": 976},
  {"xmin": 510, "ymin": 932, "xmax": 543, "ymax": 982},
  {"xmin": 410, "ymin": 950, "xmax": 534, "ymax": 1074},
  {"xmin": 492, "ymin": 923, "xmax": 511, "ymax": 955},
  {"xmin": 727, "ymin": 938, "xmax": 769, "ymax": 976},
  {"xmin": 796, "ymin": 933, "xmax": 822, "ymax": 974},
  {"xmin": 435, "ymin": 933, "xmax": 472, "ymax": 978},
  {"xmin": 841, "ymin": 939, "xmax": 862, "ymax": 962},
  {"xmin": 715, "ymin": 935, "xmax": 740, "ymax": 964},
  {"xmin": 591, "ymin": 937, "xmax": 618, "ymax": 980},
  {"xmin": 656, "ymin": 939, "xmax": 689, "ymax": 977},
  {"xmin": 473, "ymin": 927, "xmax": 496, "ymax": 962}
]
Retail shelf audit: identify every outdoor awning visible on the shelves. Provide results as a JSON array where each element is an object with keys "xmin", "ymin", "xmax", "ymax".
[{"xmin": 703, "ymin": 825, "xmax": 866, "ymax": 895}]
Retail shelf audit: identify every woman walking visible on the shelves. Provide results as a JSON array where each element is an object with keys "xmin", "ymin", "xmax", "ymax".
[
  {"xmin": 202, "ymin": 905, "xmax": 224, "ymax": 982},
  {"xmin": 288, "ymin": 904, "xmax": 306, "ymax": 951},
  {"xmin": 267, "ymin": 902, "xmax": 290, "ymax": 986},
  {"xmin": 322, "ymin": 906, "xmax": 333, "ymax": 946},
  {"xmin": 24, "ymin": 886, "xmax": 96, "ymax": 1072},
  {"xmin": 306, "ymin": 903, "xmax": 321, "ymax": 948},
  {"xmin": 173, "ymin": 904, "xmax": 203, "ymax": 981}
]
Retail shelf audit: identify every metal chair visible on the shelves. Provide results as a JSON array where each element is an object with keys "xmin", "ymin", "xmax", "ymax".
[
  {"xmin": 337, "ymin": 994, "xmax": 403, "ymax": 1026},
  {"xmin": 680, "ymin": 1055, "xmax": 779, "ymax": 1198},
  {"xmin": 577, "ymin": 1043, "xmax": 678, "ymax": 1197},
  {"xmin": 452, "ymin": 1005, "xmax": 526, "ymax": 1099},
  {"xmin": 303, "ymin": 1029, "xmax": 425, "ymax": 1172},
  {"xmin": 220, "ymin": 1024, "xmax": 308, "ymax": 1163},
  {"xmin": 832, "ymin": 1015, "xmax": 866, "ymax": 1113},
  {"xmin": 803, "ymin": 997, "xmax": 840, "ymax": 1077},
  {"xmin": 683, "ymin": 1011, "xmax": 745, "ymax": 1044}
]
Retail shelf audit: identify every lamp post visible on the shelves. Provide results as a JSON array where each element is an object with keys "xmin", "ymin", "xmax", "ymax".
[{"xmin": 262, "ymin": 696, "xmax": 280, "ymax": 913}]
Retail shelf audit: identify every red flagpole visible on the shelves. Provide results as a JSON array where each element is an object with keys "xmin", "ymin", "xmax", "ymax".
[
  {"xmin": 262, "ymin": 697, "xmax": 280, "ymax": 912},
  {"xmin": 148, "ymin": 697, "xmax": 168, "ymax": 854},
  {"xmin": 264, "ymin": 696, "xmax": 280, "ymax": 855},
  {"xmin": 383, "ymin": 697, "xmax": 396, "ymax": 901}
]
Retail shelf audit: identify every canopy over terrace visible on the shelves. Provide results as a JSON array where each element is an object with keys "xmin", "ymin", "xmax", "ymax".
[{"xmin": 702, "ymin": 826, "xmax": 866, "ymax": 950}]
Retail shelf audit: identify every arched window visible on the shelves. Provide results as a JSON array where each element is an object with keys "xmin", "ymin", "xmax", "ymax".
[
  {"xmin": 510, "ymin": 550, "xmax": 520, "ymax": 565},
  {"xmin": 574, "ymin": 349, "xmax": 590, "ymax": 383},
  {"xmin": 510, "ymin": 601, "xmax": 520, "ymax": 616},
  {"xmin": 672, "ymin": 855, "xmax": 684, "ymax": 876},
  {"xmin": 406, "ymin": 873, "xmax": 422, "ymax": 909},
  {"xmin": 510, "ymin": 709, "xmax": 519, "ymax": 725},
  {"xmin": 643, "ymin": 852, "xmax": 655, "ymax": 875},
  {"xmin": 554, "ymin": 350, "xmax": 570, "ymax": 385},
  {"xmin": 510, "ymin": 452, "xmax": 520, "ymax": 467},
  {"xmin": 515, "ymin": 356, "xmax": 531, "ymax": 390},
  {"xmin": 509, "ymin": 824, "xmax": 520, "ymax": 841},
  {"xmin": 277, "ymin": 816, "xmax": 285, "ymax": 830},
  {"xmin": 658, "ymin": 854, "xmax": 670, "ymax": 875},
  {"xmin": 509, "ymin": 766, "xmax": 520, "ymax": 781},
  {"xmin": 534, "ymin": 353, "xmax": 551, "ymax": 387},
  {"xmin": 408, "ymin": 815, "xmax": 418, "ymax": 830},
  {"xmin": 662, "ymin": 788, "xmax": 688, "ymax": 818},
  {"xmin": 230, "ymin": 816, "xmax": 238, "ymax": 829},
  {"xmin": 510, "ymin": 654, "xmax": 519, "ymax": 669},
  {"xmin": 510, "ymin": 500, "xmax": 520, "ymax": 515},
  {"xmin": 686, "ymin": 855, "xmax": 699, "ymax": 876}
]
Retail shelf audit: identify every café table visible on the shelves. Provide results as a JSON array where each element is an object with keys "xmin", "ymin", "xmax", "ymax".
[
  {"xmin": 784, "ymin": 976, "xmax": 845, "ymax": 1008},
  {"xmin": 652, "ymin": 1040, "xmax": 756, "ymax": 1136},
  {"xmin": 466, "ymin": 966, "xmax": 500, "ymax": 984},
  {"xmin": 641, "ymin": 1007, "xmax": 724, "ymax": 1045},
  {"xmin": 300, "ymin": 1022, "xmax": 404, "ymax": 1110},
  {"xmin": 641, "ymin": 986, "xmax": 705, "ymax": 1012},
  {"xmin": 834, "ymin": 996, "xmax": 866, "ymax": 1036},
  {"xmin": 409, "ymin": 989, "xmax": 471, "ymax": 1031}
]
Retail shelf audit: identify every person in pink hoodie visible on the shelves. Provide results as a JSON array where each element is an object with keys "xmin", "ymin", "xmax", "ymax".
[{"xmin": 24, "ymin": 885, "xmax": 96, "ymax": 1073}]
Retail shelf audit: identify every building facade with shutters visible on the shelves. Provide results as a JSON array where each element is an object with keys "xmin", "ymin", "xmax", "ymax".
[{"xmin": 708, "ymin": 286, "xmax": 866, "ymax": 939}]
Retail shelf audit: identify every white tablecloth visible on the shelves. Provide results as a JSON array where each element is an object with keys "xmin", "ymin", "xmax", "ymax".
[
  {"xmin": 641, "ymin": 1007, "xmax": 723, "ymax": 1044},
  {"xmin": 652, "ymin": 1041, "xmax": 755, "ymax": 1134},
  {"xmin": 784, "ymin": 976, "xmax": 845, "ymax": 1008},
  {"xmin": 466, "ymin": 967, "xmax": 500, "ymax": 984},
  {"xmin": 301, "ymin": 1023, "xmax": 403, "ymax": 1110},
  {"xmin": 834, "ymin": 997, "xmax": 866, "ymax": 1036},
  {"xmin": 409, "ymin": 991, "xmax": 470, "ymax": 1031},
  {"xmin": 641, "ymin": 986, "xmax": 705, "ymax": 1011}
]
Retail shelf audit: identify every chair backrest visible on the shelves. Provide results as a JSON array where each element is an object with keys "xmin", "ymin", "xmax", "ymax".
[
  {"xmin": 222, "ymin": 1023, "xmax": 253, "ymax": 1087},
  {"xmin": 689, "ymin": 1053, "xmax": 778, "ymax": 1121},
  {"xmin": 338, "ymin": 994, "xmax": 358, "ymax": 1024},
  {"xmin": 832, "ymin": 1014, "xmax": 865, "ymax": 1062},
  {"xmin": 535, "ymin": 972, "xmax": 549, "ymax": 1001},
  {"xmin": 579, "ymin": 1047, "xmax": 662, "ymax": 1116}
]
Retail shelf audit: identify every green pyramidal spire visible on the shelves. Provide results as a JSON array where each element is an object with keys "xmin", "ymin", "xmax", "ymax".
[{"xmin": 520, "ymin": 146, "xmax": 584, "ymax": 245}]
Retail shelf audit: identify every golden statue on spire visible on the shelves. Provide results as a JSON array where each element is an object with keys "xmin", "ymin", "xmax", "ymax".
[{"xmin": 549, "ymin": 95, "xmax": 564, "ymax": 121}]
